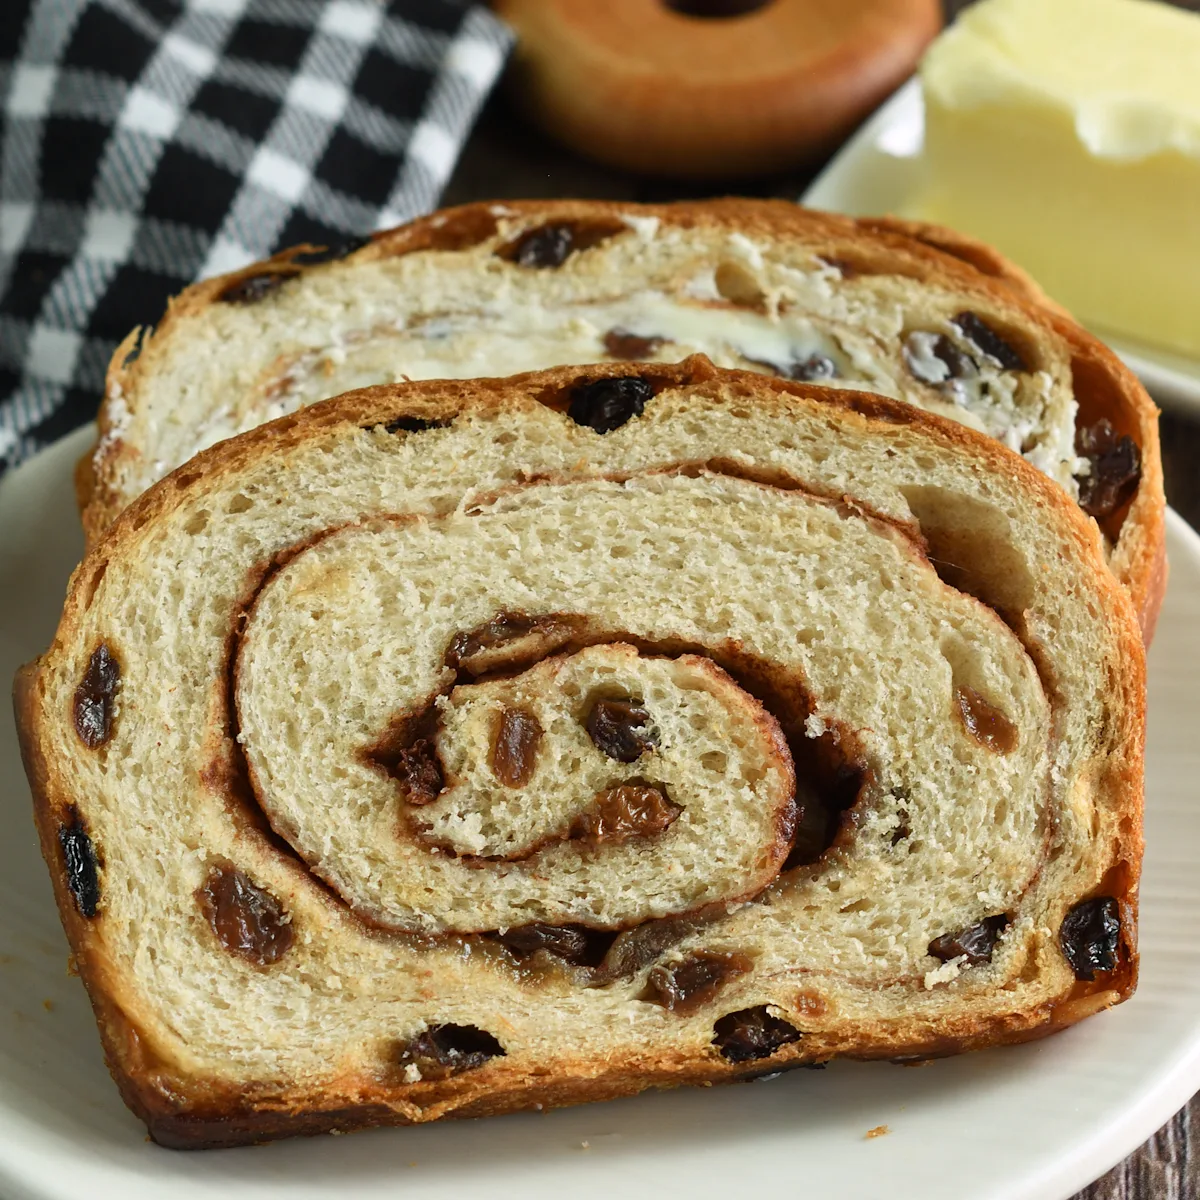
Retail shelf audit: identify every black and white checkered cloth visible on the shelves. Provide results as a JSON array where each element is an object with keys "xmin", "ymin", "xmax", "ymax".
[{"xmin": 0, "ymin": 0, "xmax": 512, "ymax": 473}]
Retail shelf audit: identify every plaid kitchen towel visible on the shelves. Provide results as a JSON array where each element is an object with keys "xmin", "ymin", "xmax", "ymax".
[{"xmin": 0, "ymin": 0, "xmax": 512, "ymax": 472}]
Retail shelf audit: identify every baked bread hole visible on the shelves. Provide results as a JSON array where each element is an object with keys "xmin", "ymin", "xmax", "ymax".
[
  {"xmin": 82, "ymin": 561, "xmax": 107, "ymax": 608},
  {"xmin": 713, "ymin": 259, "xmax": 766, "ymax": 308},
  {"xmin": 380, "ymin": 415, "xmax": 452, "ymax": 435},
  {"xmin": 900, "ymin": 485, "xmax": 1035, "ymax": 622}
]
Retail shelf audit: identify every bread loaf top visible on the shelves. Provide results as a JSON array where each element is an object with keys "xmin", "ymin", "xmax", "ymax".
[
  {"xmin": 83, "ymin": 199, "xmax": 1164, "ymax": 636},
  {"xmin": 22, "ymin": 358, "xmax": 1143, "ymax": 1147}
]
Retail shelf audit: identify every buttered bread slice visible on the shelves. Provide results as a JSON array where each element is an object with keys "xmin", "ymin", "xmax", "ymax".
[
  {"xmin": 81, "ymin": 200, "xmax": 1164, "ymax": 637},
  {"xmin": 21, "ymin": 359, "xmax": 1143, "ymax": 1148}
]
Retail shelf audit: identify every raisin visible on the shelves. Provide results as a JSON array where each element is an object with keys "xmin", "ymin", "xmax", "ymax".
[
  {"xmin": 955, "ymin": 686, "xmax": 1019, "ymax": 754},
  {"xmin": 491, "ymin": 707, "xmax": 542, "ymax": 787},
  {"xmin": 383, "ymin": 415, "xmax": 450, "ymax": 434},
  {"xmin": 604, "ymin": 329, "xmax": 667, "ymax": 360},
  {"xmin": 58, "ymin": 809, "xmax": 100, "ymax": 917},
  {"xmin": 712, "ymin": 1006, "xmax": 801, "ymax": 1063},
  {"xmin": 446, "ymin": 611, "xmax": 574, "ymax": 675},
  {"xmin": 596, "ymin": 910, "xmax": 719, "ymax": 981},
  {"xmin": 449, "ymin": 612, "xmax": 539, "ymax": 661},
  {"xmin": 73, "ymin": 643, "xmax": 119, "ymax": 749},
  {"xmin": 585, "ymin": 697, "xmax": 657, "ymax": 761},
  {"xmin": 397, "ymin": 1024, "xmax": 505, "ymax": 1081},
  {"xmin": 393, "ymin": 738, "xmax": 444, "ymax": 805},
  {"xmin": 292, "ymin": 234, "xmax": 372, "ymax": 265},
  {"xmin": 952, "ymin": 312, "xmax": 1027, "ymax": 371},
  {"xmin": 927, "ymin": 914, "xmax": 1009, "ymax": 964},
  {"xmin": 1076, "ymin": 420, "xmax": 1142, "ymax": 518},
  {"xmin": 503, "ymin": 220, "xmax": 624, "ymax": 267},
  {"xmin": 570, "ymin": 782, "xmax": 682, "ymax": 847},
  {"xmin": 648, "ymin": 951, "xmax": 754, "ymax": 1014},
  {"xmin": 197, "ymin": 865, "xmax": 294, "ymax": 965},
  {"xmin": 498, "ymin": 923, "xmax": 612, "ymax": 966},
  {"xmin": 217, "ymin": 270, "xmax": 297, "ymax": 304},
  {"xmin": 567, "ymin": 376, "xmax": 653, "ymax": 434},
  {"xmin": 1060, "ymin": 896, "xmax": 1121, "ymax": 981},
  {"xmin": 788, "ymin": 354, "xmax": 837, "ymax": 382},
  {"xmin": 511, "ymin": 224, "xmax": 574, "ymax": 268}
]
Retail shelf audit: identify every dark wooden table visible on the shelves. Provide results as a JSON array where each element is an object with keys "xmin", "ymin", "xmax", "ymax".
[{"xmin": 444, "ymin": 2, "xmax": 1200, "ymax": 1194}]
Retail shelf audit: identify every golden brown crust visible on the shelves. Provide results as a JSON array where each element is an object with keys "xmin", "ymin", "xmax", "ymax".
[
  {"xmin": 81, "ymin": 199, "xmax": 1166, "ymax": 641},
  {"xmin": 36, "ymin": 356, "xmax": 1144, "ymax": 1149},
  {"xmin": 129, "ymin": 1008, "xmax": 1083, "ymax": 1150}
]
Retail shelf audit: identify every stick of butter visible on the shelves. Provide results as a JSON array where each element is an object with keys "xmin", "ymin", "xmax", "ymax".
[{"xmin": 917, "ymin": 0, "xmax": 1200, "ymax": 358}]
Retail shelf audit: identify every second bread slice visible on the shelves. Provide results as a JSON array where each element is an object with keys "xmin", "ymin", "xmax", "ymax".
[{"xmin": 83, "ymin": 199, "xmax": 1164, "ymax": 636}]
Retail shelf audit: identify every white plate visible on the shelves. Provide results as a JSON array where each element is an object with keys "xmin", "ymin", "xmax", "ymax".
[
  {"xmin": 800, "ymin": 79, "xmax": 1200, "ymax": 417},
  {"xmin": 2, "ymin": 429, "xmax": 1200, "ymax": 1200}
]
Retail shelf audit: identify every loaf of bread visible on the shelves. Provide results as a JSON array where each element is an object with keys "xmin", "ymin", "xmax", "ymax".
[
  {"xmin": 81, "ymin": 199, "xmax": 1164, "ymax": 637},
  {"xmin": 20, "ymin": 358, "xmax": 1143, "ymax": 1148}
]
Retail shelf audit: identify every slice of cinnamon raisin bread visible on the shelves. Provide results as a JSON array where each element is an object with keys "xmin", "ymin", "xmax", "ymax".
[
  {"xmin": 81, "ymin": 199, "xmax": 1164, "ymax": 637},
  {"xmin": 20, "ymin": 359, "xmax": 1143, "ymax": 1148}
]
